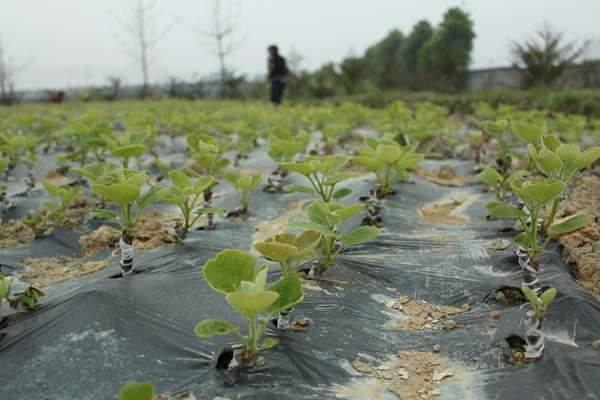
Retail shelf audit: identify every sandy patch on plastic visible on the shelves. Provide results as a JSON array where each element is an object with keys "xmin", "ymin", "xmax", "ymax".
[
  {"xmin": 418, "ymin": 193, "xmax": 479, "ymax": 225},
  {"xmin": 20, "ymin": 257, "xmax": 108, "ymax": 287},
  {"xmin": 336, "ymin": 352, "xmax": 454, "ymax": 400},
  {"xmin": 387, "ymin": 295, "xmax": 467, "ymax": 331},
  {"xmin": 415, "ymin": 164, "xmax": 469, "ymax": 187},
  {"xmin": 252, "ymin": 199, "xmax": 310, "ymax": 242}
]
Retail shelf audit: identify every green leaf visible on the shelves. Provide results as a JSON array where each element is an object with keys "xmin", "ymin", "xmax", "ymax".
[
  {"xmin": 266, "ymin": 276, "xmax": 303, "ymax": 314},
  {"xmin": 226, "ymin": 291, "xmax": 279, "ymax": 318},
  {"xmin": 254, "ymin": 242, "xmax": 298, "ymax": 263},
  {"xmin": 118, "ymin": 381, "xmax": 155, "ymax": 400},
  {"xmin": 548, "ymin": 213, "xmax": 592, "ymax": 236},
  {"xmin": 203, "ymin": 249, "xmax": 257, "ymax": 293},
  {"xmin": 137, "ymin": 186, "xmax": 165, "ymax": 211},
  {"xmin": 342, "ymin": 226, "xmax": 380, "ymax": 246},
  {"xmin": 194, "ymin": 319, "xmax": 237, "ymax": 337},
  {"xmin": 112, "ymin": 144, "xmax": 148, "ymax": 159},
  {"xmin": 512, "ymin": 121, "xmax": 544, "ymax": 143},
  {"xmin": 486, "ymin": 201, "xmax": 527, "ymax": 219},
  {"xmin": 321, "ymin": 155, "xmax": 348, "ymax": 174},
  {"xmin": 259, "ymin": 337, "xmax": 279, "ymax": 350},
  {"xmin": 41, "ymin": 180, "xmax": 61, "ymax": 197},
  {"xmin": 195, "ymin": 207, "xmax": 226, "ymax": 215},
  {"xmin": 92, "ymin": 183, "xmax": 140, "ymax": 204},
  {"xmin": 476, "ymin": 166, "xmax": 502, "ymax": 187},
  {"xmin": 279, "ymin": 162, "xmax": 315, "ymax": 176},
  {"xmin": 540, "ymin": 287, "xmax": 557, "ymax": 306},
  {"xmin": 91, "ymin": 208, "xmax": 119, "ymax": 221},
  {"xmin": 555, "ymin": 144, "xmax": 580, "ymax": 163},
  {"xmin": 351, "ymin": 156, "xmax": 380, "ymax": 172},
  {"xmin": 515, "ymin": 232, "xmax": 533, "ymax": 248},
  {"xmin": 333, "ymin": 204, "xmax": 365, "ymax": 224},
  {"xmin": 332, "ymin": 188, "xmax": 352, "ymax": 200},
  {"xmin": 517, "ymin": 181, "xmax": 565, "ymax": 206},
  {"xmin": 570, "ymin": 147, "xmax": 600, "ymax": 171},
  {"xmin": 306, "ymin": 201, "xmax": 332, "ymax": 227},
  {"xmin": 542, "ymin": 134, "xmax": 561, "ymax": 151},
  {"xmin": 282, "ymin": 184, "xmax": 315, "ymax": 195},
  {"xmin": 0, "ymin": 275, "xmax": 12, "ymax": 300},
  {"xmin": 293, "ymin": 229, "xmax": 322, "ymax": 255},
  {"xmin": 376, "ymin": 144, "xmax": 401, "ymax": 164},
  {"xmin": 536, "ymin": 148, "xmax": 563, "ymax": 176},
  {"xmin": 168, "ymin": 170, "xmax": 191, "ymax": 190},
  {"xmin": 521, "ymin": 286, "xmax": 539, "ymax": 308}
]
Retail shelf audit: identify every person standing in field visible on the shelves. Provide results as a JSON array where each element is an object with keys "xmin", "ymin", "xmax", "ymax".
[{"xmin": 267, "ymin": 45, "xmax": 288, "ymax": 105}]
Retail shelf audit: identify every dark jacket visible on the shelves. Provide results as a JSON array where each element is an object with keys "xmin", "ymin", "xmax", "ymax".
[{"xmin": 268, "ymin": 55, "xmax": 288, "ymax": 81}]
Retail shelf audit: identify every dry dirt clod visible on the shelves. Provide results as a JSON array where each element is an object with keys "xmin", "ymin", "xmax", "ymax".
[
  {"xmin": 485, "ymin": 238, "xmax": 510, "ymax": 251},
  {"xmin": 432, "ymin": 344, "xmax": 441, "ymax": 353},
  {"xmin": 592, "ymin": 339, "xmax": 600, "ymax": 350},
  {"xmin": 0, "ymin": 219, "xmax": 35, "ymax": 249},
  {"xmin": 415, "ymin": 164, "xmax": 469, "ymax": 187},
  {"xmin": 20, "ymin": 257, "xmax": 108, "ymax": 288},
  {"xmin": 391, "ymin": 295, "xmax": 465, "ymax": 331}
]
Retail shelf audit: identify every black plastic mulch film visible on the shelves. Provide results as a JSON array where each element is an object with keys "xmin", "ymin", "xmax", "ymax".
[{"xmin": 1, "ymin": 153, "xmax": 599, "ymax": 400}]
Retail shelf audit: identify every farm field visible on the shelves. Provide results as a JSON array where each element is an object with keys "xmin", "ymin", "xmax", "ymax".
[{"xmin": 1, "ymin": 98, "xmax": 600, "ymax": 400}]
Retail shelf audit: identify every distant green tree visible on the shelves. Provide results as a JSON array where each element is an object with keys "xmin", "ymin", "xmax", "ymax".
[
  {"xmin": 340, "ymin": 56, "xmax": 367, "ymax": 94},
  {"xmin": 403, "ymin": 20, "xmax": 433, "ymax": 74},
  {"xmin": 419, "ymin": 8, "xmax": 475, "ymax": 90},
  {"xmin": 511, "ymin": 24, "xmax": 588, "ymax": 88},
  {"xmin": 364, "ymin": 29, "xmax": 405, "ymax": 88}
]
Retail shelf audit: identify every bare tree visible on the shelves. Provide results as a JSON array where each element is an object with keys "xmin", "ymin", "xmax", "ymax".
[
  {"xmin": 511, "ymin": 24, "xmax": 589, "ymax": 87},
  {"xmin": 287, "ymin": 45, "xmax": 304, "ymax": 75},
  {"xmin": 111, "ymin": 0, "xmax": 171, "ymax": 98},
  {"xmin": 0, "ymin": 34, "xmax": 31, "ymax": 105},
  {"xmin": 178, "ymin": 0, "xmax": 240, "ymax": 96}
]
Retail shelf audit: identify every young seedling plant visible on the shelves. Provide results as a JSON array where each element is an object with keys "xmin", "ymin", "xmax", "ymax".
[
  {"xmin": 162, "ymin": 170, "xmax": 223, "ymax": 242},
  {"xmin": 41, "ymin": 180, "xmax": 82, "ymax": 227},
  {"xmin": 91, "ymin": 169, "xmax": 165, "ymax": 276},
  {"xmin": 224, "ymin": 172, "xmax": 262, "ymax": 216},
  {"xmin": 0, "ymin": 152, "xmax": 11, "ymax": 212},
  {"xmin": 118, "ymin": 381, "xmax": 155, "ymax": 400},
  {"xmin": 0, "ymin": 274, "xmax": 45, "ymax": 327},
  {"xmin": 487, "ymin": 179, "xmax": 591, "ymax": 291},
  {"xmin": 186, "ymin": 134, "xmax": 230, "ymax": 229},
  {"xmin": 101, "ymin": 131, "xmax": 150, "ymax": 169},
  {"xmin": 520, "ymin": 286, "xmax": 557, "ymax": 360},
  {"xmin": 0, "ymin": 274, "xmax": 12, "ymax": 324},
  {"xmin": 280, "ymin": 155, "xmax": 356, "ymax": 203},
  {"xmin": 265, "ymin": 127, "xmax": 309, "ymax": 192},
  {"xmin": 195, "ymin": 249, "xmax": 303, "ymax": 373},
  {"xmin": 288, "ymin": 201, "xmax": 380, "ymax": 275},
  {"xmin": 351, "ymin": 137, "xmax": 423, "ymax": 199}
]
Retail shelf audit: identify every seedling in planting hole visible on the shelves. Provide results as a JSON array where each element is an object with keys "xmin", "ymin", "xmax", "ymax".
[
  {"xmin": 254, "ymin": 230, "xmax": 322, "ymax": 277},
  {"xmin": 527, "ymin": 134, "xmax": 600, "ymax": 233},
  {"xmin": 265, "ymin": 127, "xmax": 309, "ymax": 192},
  {"xmin": 288, "ymin": 201, "xmax": 380, "ymax": 275},
  {"xmin": 351, "ymin": 137, "xmax": 423, "ymax": 198},
  {"xmin": 41, "ymin": 180, "xmax": 82, "ymax": 226},
  {"xmin": 476, "ymin": 166, "xmax": 528, "ymax": 201},
  {"xmin": 186, "ymin": 134, "xmax": 230, "ymax": 229},
  {"xmin": 280, "ymin": 155, "xmax": 356, "ymax": 202},
  {"xmin": 520, "ymin": 286, "xmax": 557, "ymax": 360},
  {"xmin": 22, "ymin": 212, "xmax": 51, "ymax": 238},
  {"xmin": 91, "ymin": 169, "xmax": 165, "ymax": 276},
  {"xmin": 224, "ymin": 172, "xmax": 262, "ymax": 216},
  {"xmin": 101, "ymin": 131, "xmax": 150, "ymax": 169},
  {"xmin": 0, "ymin": 274, "xmax": 45, "ymax": 323},
  {"xmin": 195, "ymin": 250, "xmax": 303, "ymax": 368},
  {"xmin": 487, "ymin": 179, "xmax": 591, "ymax": 290},
  {"xmin": 162, "ymin": 170, "xmax": 224, "ymax": 241}
]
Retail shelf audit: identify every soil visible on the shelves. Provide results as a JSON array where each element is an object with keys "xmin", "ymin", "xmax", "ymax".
[
  {"xmin": 337, "ymin": 351, "xmax": 452, "ymax": 400},
  {"xmin": 418, "ymin": 194, "xmax": 479, "ymax": 225},
  {"xmin": 556, "ymin": 175, "xmax": 600, "ymax": 299},
  {"xmin": 61, "ymin": 197, "xmax": 94, "ymax": 228},
  {"xmin": 389, "ymin": 295, "xmax": 465, "ymax": 331},
  {"xmin": 415, "ymin": 164, "xmax": 469, "ymax": 187},
  {"xmin": 252, "ymin": 199, "xmax": 310, "ymax": 242},
  {"xmin": 79, "ymin": 211, "xmax": 176, "ymax": 256},
  {"xmin": 79, "ymin": 225, "xmax": 121, "ymax": 257},
  {"xmin": 0, "ymin": 219, "xmax": 35, "ymax": 249},
  {"xmin": 491, "ymin": 286, "xmax": 526, "ymax": 306},
  {"xmin": 20, "ymin": 257, "xmax": 108, "ymax": 288}
]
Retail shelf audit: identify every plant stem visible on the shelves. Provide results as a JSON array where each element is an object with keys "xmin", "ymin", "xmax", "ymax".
[{"xmin": 543, "ymin": 199, "xmax": 560, "ymax": 233}]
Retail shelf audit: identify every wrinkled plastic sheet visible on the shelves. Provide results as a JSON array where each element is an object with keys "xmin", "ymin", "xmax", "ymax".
[{"xmin": 1, "ymin": 156, "xmax": 600, "ymax": 400}]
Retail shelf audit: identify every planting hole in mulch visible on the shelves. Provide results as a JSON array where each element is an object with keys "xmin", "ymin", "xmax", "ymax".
[
  {"xmin": 387, "ymin": 295, "xmax": 466, "ymax": 331},
  {"xmin": 418, "ymin": 193, "xmax": 479, "ymax": 225},
  {"xmin": 486, "ymin": 286, "xmax": 527, "ymax": 307}
]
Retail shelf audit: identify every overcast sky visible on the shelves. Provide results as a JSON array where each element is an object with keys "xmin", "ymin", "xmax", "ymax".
[{"xmin": 1, "ymin": 0, "xmax": 599, "ymax": 90}]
